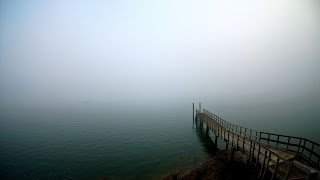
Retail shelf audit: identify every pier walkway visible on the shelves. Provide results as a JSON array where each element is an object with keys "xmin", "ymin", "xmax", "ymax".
[{"xmin": 195, "ymin": 107, "xmax": 320, "ymax": 180}]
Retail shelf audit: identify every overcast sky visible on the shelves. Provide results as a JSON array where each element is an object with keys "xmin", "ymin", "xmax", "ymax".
[{"xmin": 1, "ymin": 0, "xmax": 320, "ymax": 107}]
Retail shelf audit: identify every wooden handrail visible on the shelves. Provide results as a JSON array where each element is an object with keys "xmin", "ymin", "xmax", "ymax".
[
  {"xmin": 202, "ymin": 108, "xmax": 320, "ymax": 169},
  {"xmin": 199, "ymin": 109, "xmax": 292, "ymax": 179}
]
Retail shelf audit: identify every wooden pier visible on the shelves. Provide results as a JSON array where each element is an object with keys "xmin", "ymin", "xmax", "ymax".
[{"xmin": 195, "ymin": 106, "xmax": 320, "ymax": 180}]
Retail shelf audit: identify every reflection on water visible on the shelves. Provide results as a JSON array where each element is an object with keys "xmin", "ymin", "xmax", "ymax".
[{"xmin": 194, "ymin": 119, "xmax": 218, "ymax": 156}]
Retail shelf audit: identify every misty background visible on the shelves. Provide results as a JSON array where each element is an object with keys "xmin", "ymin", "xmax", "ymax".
[
  {"xmin": 1, "ymin": 0, "xmax": 320, "ymax": 132},
  {"xmin": 1, "ymin": 1, "xmax": 320, "ymax": 179}
]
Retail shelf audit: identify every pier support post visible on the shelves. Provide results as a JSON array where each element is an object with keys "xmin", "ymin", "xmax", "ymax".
[
  {"xmin": 231, "ymin": 147, "xmax": 236, "ymax": 161},
  {"xmin": 226, "ymin": 141, "xmax": 229, "ymax": 150},
  {"xmin": 193, "ymin": 103, "xmax": 194, "ymax": 121},
  {"xmin": 199, "ymin": 102, "xmax": 201, "ymax": 113},
  {"xmin": 215, "ymin": 135, "xmax": 218, "ymax": 148}
]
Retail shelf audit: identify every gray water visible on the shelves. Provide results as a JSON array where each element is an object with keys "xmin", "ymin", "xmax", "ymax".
[
  {"xmin": 0, "ymin": 103, "xmax": 208, "ymax": 179},
  {"xmin": 1, "ymin": 101, "xmax": 319, "ymax": 179}
]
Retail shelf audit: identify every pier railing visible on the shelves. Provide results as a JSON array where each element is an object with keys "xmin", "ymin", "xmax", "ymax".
[
  {"xmin": 260, "ymin": 132, "xmax": 320, "ymax": 168},
  {"xmin": 201, "ymin": 109, "xmax": 320, "ymax": 169},
  {"xmin": 203, "ymin": 109, "xmax": 260, "ymax": 141},
  {"xmin": 200, "ymin": 109, "xmax": 292, "ymax": 179}
]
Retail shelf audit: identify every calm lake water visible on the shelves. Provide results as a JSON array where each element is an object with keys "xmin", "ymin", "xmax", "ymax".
[
  {"xmin": 0, "ymin": 103, "xmax": 210, "ymax": 179},
  {"xmin": 1, "ymin": 101, "xmax": 319, "ymax": 179}
]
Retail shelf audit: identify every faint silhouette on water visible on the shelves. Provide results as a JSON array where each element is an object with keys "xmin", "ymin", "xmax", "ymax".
[{"xmin": 195, "ymin": 119, "xmax": 218, "ymax": 156}]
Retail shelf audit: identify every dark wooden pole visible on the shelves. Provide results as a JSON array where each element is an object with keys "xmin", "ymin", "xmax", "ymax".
[
  {"xmin": 231, "ymin": 147, "xmax": 235, "ymax": 161},
  {"xmin": 215, "ymin": 135, "xmax": 218, "ymax": 148},
  {"xmin": 193, "ymin": 103, "xmax": 194, "ymax": 121}
]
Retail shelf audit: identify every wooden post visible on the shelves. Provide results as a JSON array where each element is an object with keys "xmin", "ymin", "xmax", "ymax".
[
  {"xmin": 297, "ymin": 139, "xmax": 302, "ymax": 154},
  {"xmin": 242, "ymin": 136, "xmax": 245, "ymax": 153},
  {"xmin": 215, "ymin": 135, "xmax": 218, "ymax": 149},
  {"xmin": 193, "ymin": 103, "xmax": 194, "ymax": 121},
  {"xmin": 310, "ymin": 143, "xmax": 314, "ymax": 158},
  {"xmin": 251, "ymin": 142, "xmax": 256, "ymax": 163},
  {"xmin": 248, "ymin": 140, "xmax": 252, "ymax": 161},
  {"xmin": 231, "ymin": 147, "xmax": 236, "ymax": 161},
  {"xmin": 262, "ymin": 151, "xmax": 271, "ymax": 180},
  {"xmin": 199, "ymin": 102, "xmax": 201, "ymax": 113},
  {"xmin": 255, "ymin": 145, "xmax": 261, "ymax": 167},
  {"xmin": 301, "ymin": 140, "xmax": 306, "ymax": 153},
  {"xmin": 271, "ymin": 157, "xmax": 279, "ymax": 180},
  {"xmin": 259, "ymin": 150, "xmax": 268, "ymax": 178},
  {"xmin": 259, "ymin": 132, "xmax": 262, "ymax": 143},
  {"xmin": 232, "ymin": 132, "xmax": 234, "ymax": 147},
  {"xmin": 237, "ymin": 134, "xmax": 240, "ymax": 150},
  {"xmin": 286, "ymin": 137, "xmax": 290, "ymax": 151}
]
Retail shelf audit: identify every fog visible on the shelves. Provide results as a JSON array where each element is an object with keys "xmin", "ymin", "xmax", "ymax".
[{"xmin": 1, "ymin": 0, "xmax": 320, "ymax": 108}]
